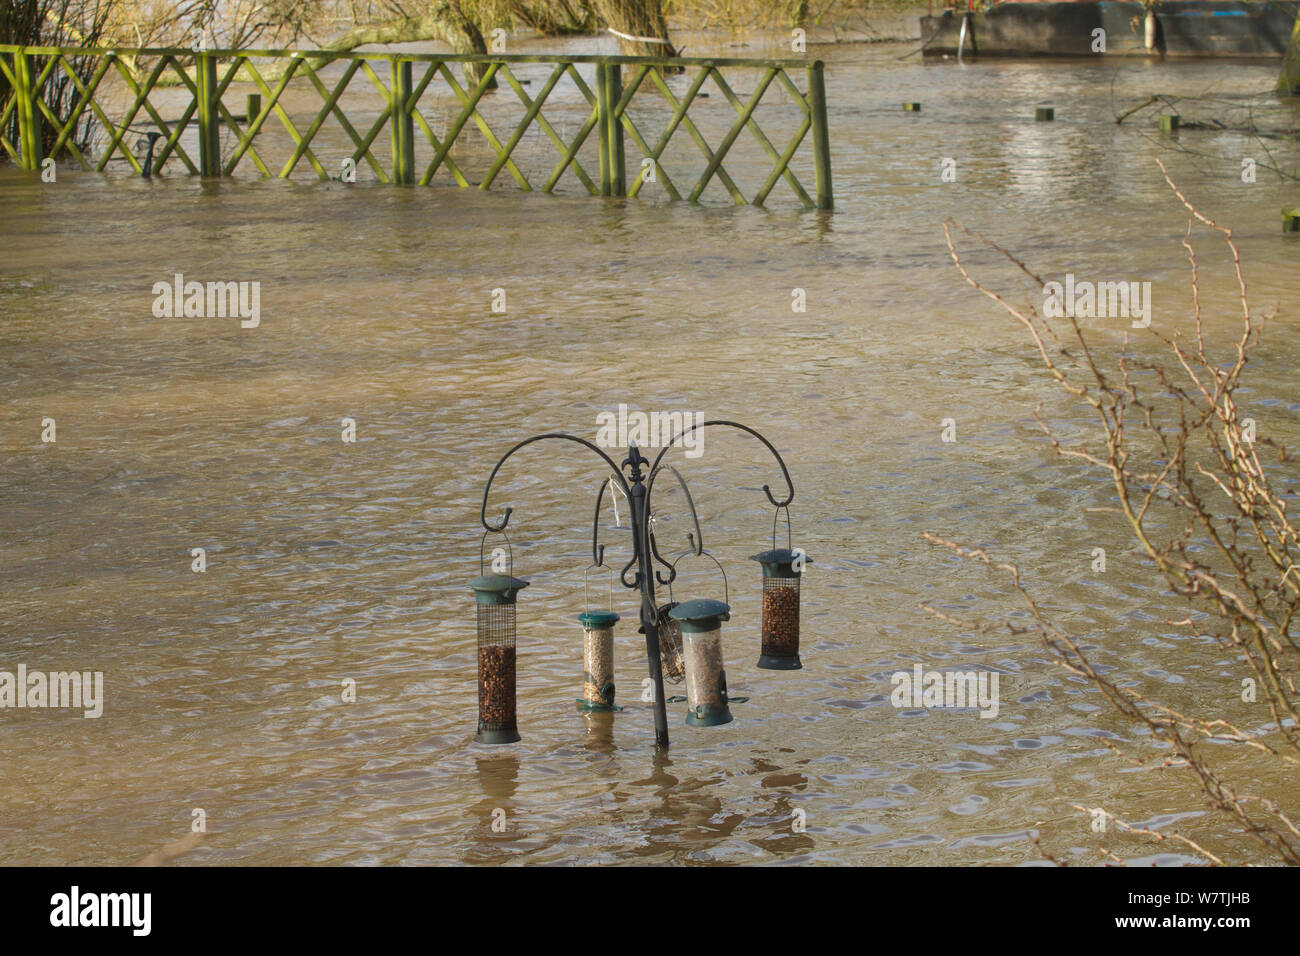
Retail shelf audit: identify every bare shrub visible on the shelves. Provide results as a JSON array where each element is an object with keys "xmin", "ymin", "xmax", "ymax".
[{"xmin": 926, "ymin": 157, "xmax": 1300, "ymax": 865}]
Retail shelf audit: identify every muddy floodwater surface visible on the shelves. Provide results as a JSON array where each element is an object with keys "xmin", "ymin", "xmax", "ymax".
[{"xmin": 2, "ymin": 37, "xmax": 1299, "ymax": 865}]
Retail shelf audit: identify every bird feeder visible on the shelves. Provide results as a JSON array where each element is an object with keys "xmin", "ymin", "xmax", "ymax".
[
  {"xmin": 753, "ymin": 507, "xmax": 810, "ymax": 670},
  {"xmin": 654, "ymin": 601, "xmax": 687, "ymax": 684},
  {"xmin": 578, "ymin": 609, "xmax": 619, "ymax": 711},
  {"xmin": 751, "ymin": 547, "xmax": 811, "ymax": 670},
  {"xmin": 578, "ymin": 564, "xmax": 620, "ymax": 711},
  {"xmin": 469, "ymin": 564, "xmax": 529, "ymax": 745},
  {"xmin": 476, "ymin": 421, "xmax": 803, "ymax": 750},
  {"xmin": 670, "ymin": 598, "xmax": 733, "ymax": 727}
]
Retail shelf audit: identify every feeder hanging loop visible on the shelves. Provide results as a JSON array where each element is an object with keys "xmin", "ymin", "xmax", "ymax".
[
  {"xmin": 479, "ymin": 528, "xmax": 514, "ymax": 577},
  {"xmin": 772, "ymin": 503, "xmax": 794, "ymax": 552},
  {"xmin": 668, "ymin": 546, "xmax": 729, "ymax": 607}
]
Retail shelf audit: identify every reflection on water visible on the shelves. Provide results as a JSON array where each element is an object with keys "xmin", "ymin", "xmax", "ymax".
[
  {"xmin": 1, "ymin": 37, "xmax": 1298, "ymax": 865},
  {"xmin": 580, "ymin": 711, "xmax": 618, "ymax": 753}
]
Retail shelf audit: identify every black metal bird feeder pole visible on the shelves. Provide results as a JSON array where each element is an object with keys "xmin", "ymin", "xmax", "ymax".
[
  {"xmin": 478, "ymin": 421, "xmax": 796, "ymax": 752},
  {"xmin": 626, "ymin": 444, "xmax": 671, "ymax": 746}
]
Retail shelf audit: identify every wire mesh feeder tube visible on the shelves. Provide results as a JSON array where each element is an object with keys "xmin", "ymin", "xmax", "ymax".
[
  {"xmin": 670, "ymin": 599, "xmax": 733, "ymax": 727},
  {"xmin": 469, "ymin": 573, "xmax": 529, "ymax": 744},
  {"xmin": 655, "ymin": 602, "xmax": 687, "ymax": 683},
  {"xmin": 751, "ymin": 549, "xmax": 811, "ymax": 670},
  {"xmin": 579, "ymin": 610, "xmax": 620, "ymax": 711}
]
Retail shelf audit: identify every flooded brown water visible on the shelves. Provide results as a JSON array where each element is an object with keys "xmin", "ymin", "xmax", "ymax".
[{"xmin": 2, "ymin": 36, "xmax": 1299, "ymax": 865}]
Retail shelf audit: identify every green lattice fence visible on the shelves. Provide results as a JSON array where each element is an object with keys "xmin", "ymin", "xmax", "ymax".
[{"xmin": 0, "ymin": 45, "xmax": 832, "ymax": 209}]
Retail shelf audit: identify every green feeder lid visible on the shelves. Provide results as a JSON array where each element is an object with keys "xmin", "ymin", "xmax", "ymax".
[
  {"xmin": 578, "ymin": 609, "xmax": 620, "ymax": 628},
  {"xmin": 669, "ymin": 598, "xmax": 731, "ymax": 633},
  {"xmin": 750, "ymin": 548, "xmax": 811, "ymax": 577},
  {"xmin": 468, "ymin": 573, "xmax": 529, "ymax": 606}
]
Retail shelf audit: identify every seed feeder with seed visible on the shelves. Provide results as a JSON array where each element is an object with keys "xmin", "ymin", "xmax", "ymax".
[
  {"xmin": 653, "ymin": 599, "xmax": 687, "ymax": 686},
  {"xmin": 751, "ymin": 506, "xmax": 811, "ymax": 670},
  {"xmin": 470, "ymin": 532, "xmax": 528, "ymax": 745},
  {"xmin": 671, "ymin": 598, "xmax": 733, "ymax": 726},
  {"xmin": 663, "ymin": 542, "xmax": 735, "ymax": 726},
  {"xmin": 577, "ymin": 563, "xmax": 621, "ymax": 712},
  {"xmin": 475, "ymin": 420, "xmax": 803, "ymax": 750}
]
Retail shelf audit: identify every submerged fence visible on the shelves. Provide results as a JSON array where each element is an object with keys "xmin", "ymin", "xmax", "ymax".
[{"xmin": 0, "ymin": 45, "xmax": 832, "ymax": 209}]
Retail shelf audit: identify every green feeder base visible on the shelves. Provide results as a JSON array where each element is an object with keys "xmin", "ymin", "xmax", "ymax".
[
  {"xmin": 475, "ymin": 726, "xmax": 521, "ymax": 745},
  {"xmin": 757, "ymin": 653, "xmax": 803, "ymax": 671},
  {"xmin": 686, "ymin": 703, "xmax": 733, "ymax": 727},
  {"xmin": 575, "ymin": 699, "xmax": 622, "ymax": 713}
]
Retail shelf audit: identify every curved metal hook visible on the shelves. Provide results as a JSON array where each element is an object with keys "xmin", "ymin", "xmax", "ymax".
[
  {"xmin": 621, "ymin": 553, "xmax": 641, "ymax": 590},
  {"xmin": 647, "ymin": 464, "xmax": 703, "ymax": 585},
  {"xmin": 651, "ymin": 527, "xmax": 676, "ymax": 586},
  {"xmin": 647, "ymin": 464, "xmax": 704, "ymax": 552},
  {"xmin": 591, "ymin": 476, "xmax": 639, "ymax": 589},
  {"xmin": 591, "ymin": 476, "xmax": 629, "ymax": 568},
  {"xmin": 647, "ymin": 420, "xmax": 794, "ymax": 509},
  {"xmin": 480, "ymin": 432, "xmax": 632, "ymax": 533}
]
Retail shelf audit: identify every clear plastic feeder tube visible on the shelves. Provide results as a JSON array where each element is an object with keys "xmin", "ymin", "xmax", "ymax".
[
  {"xmin": 578, "ymin": 609, "xmax": 619, "ymax": 711},
  {"xmin": 683, "ymin": 628, "xmax": 731, "ymax": 725},
  {"xmin": 670, "ymin": 598, "xmax": 733, "ymax": 727}
]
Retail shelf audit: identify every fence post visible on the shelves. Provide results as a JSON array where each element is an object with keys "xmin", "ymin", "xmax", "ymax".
[
  {"xmin": 808, "ymin": 60, "xmax": 833, "ymax": 211},
  {"xmin": 607, "ymin": 62, "xmax": 625, "ymax": 197},
  {"xmin": 390, "ymin": 58, "xmax": 414, "ymax": 185},
  {"xmin": 596, "ymin": 60, "xmax": 612, "ymax": 196},
  {"xmin": 196, "ymin": 52, "xmax": 221, "ymax": 177},
  {"xmin": 14, "ymin": 52, "xmax": 44, "ymax": 171}
]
